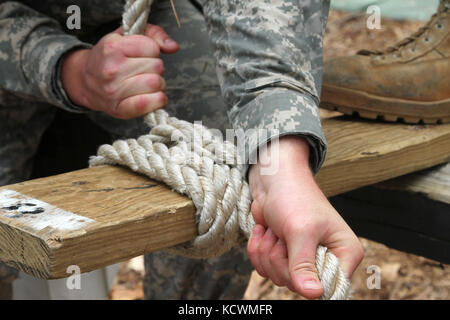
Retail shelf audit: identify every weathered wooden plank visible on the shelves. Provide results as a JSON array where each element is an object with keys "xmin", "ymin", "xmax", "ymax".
[
  {"xmin": 316, "ymin": 118, "xmax": 450, "ymax": 196},
  {"xmin": 0, "ymin": 166, "xmax": 196, "ymax": 279},
  {"xmin": 1, "ymin": 117, "xmax": 450, "ymax": 279},
  {"xmin": 375, "ymin": 162, "xmax": 450, "ymax": 204}
]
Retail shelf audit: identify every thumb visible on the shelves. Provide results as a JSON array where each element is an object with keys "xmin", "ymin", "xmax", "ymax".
[
  {"xmin": 287, "ymin": 234, "xmax": 323, "ymax": 299},
  {"xmin": 145, "ymin": 24, "xmax": 179, "ymax": 54}
]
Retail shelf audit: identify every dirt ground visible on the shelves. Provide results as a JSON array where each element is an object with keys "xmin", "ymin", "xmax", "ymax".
[{"xmin": 109, "ymin": 11, "xmax": 450, "ymax": 300}]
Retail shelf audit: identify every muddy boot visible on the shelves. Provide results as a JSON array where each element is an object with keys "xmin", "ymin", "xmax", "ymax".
[{"xmin": 321, "ymin": 1, "xmax": 450, "ymax": 124}]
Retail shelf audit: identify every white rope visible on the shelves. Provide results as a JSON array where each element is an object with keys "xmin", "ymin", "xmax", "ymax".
[
  {"xmin": 122, "ymin": 0, "xmax": 152, "ymax": 35},
  {"xmin": 89, "ymin": 112, "xmax": 351, "ymax": 299},
  {"xmin": 90, "ymin": 0, "xmax": 352, "ymax": 300}
]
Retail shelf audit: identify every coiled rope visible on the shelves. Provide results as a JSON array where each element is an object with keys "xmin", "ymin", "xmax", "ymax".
[{"xmin": 90, "ymin": 0, "xmax": 351, "ymax": 300}]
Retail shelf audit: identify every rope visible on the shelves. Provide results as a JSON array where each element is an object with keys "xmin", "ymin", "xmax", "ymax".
[
  {"xmin": 90, "ymin": 0, "xmax": 352, "ymax": 300},
  {"xmin": 122, "ymin": 0, "xmax": 152, "ymax": 35}
]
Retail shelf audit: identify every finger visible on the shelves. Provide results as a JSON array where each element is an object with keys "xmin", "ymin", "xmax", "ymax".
[
  {"xmin": 259, "ymin": 229, "xmax": 283, "ymax": 286},
  {"xmin": 117, "ymin": 58, "xmax": 164, "ymax": 79},
  {"xmin": 116, "ymin": 35, "xmax": 160, "ymax": 58},
  {"xmin": 285, "ymin": 225, "xmax": 323, "ymax": 299},
  {"xmin": 145, "ymin": 24, "xmax": 179, "ymax": 54},
  {"xmin": 250, "ymin": 199, "xmax": 267, "ymax": 226},
  {"xmin": 326, "ymin": 234, "xmax": 364, "ymax": 280},
  {"xmin": 247, "ymin": 224, "xmax": 267, "ymax": 278},
  {"xmin": 114, "ymin": 92, "xmax": 168, "ymax": 119},
  {"xmin": 269, "ymin": 239, "xmax": 292, "ymax": 288},
  {"xmin": 117, "ymin": 74, "xmax": 166, "ymax": 100}
]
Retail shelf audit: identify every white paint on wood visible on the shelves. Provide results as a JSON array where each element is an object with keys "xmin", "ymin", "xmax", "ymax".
[{"xmin": 0, "ymin": 189, "xmax": 95, "ymax": 231}]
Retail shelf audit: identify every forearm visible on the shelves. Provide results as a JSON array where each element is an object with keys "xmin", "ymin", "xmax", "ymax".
[
  {"xmin": 201, "ymin": 0, "xmax": 331, "ymax": 174},
  {"xmin": 0, "ymin": 1, "xmax": 91, "ymax": 112}
]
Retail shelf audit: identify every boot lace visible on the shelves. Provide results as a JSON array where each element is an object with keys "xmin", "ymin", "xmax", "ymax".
[{"xmin": 358, "ymin": 1, "xmax": 449, "ymax": 58}]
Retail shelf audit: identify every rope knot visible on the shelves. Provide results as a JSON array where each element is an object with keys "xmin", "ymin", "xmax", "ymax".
[
  {"xmin": 89, "ymin": 109, "xmax": 351, "ymax": 299},
  {"xmin": 90, "ymin": 110, "xmax": 254, "ymax": 258}
]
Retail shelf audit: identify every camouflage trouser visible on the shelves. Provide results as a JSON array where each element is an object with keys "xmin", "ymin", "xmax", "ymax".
[{"xmin": 0, "ymin": 0, "xmax": 253, "ymax": 299}]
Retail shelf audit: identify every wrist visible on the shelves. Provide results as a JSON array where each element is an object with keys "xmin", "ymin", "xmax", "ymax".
[
  {"xmin": 248, "ymin": 135, "xmax": 324, "ymax": 228},
  {"xmin": 249, "ymin": 135, "xmax": 318, "ymax": 206},
  {"xmin": 61, "ymin": 49, "xmax": 91, "ymax": 109},
  {"xmin": 249, "ymin": 136, "xmax": 313, "ymax": 183}
]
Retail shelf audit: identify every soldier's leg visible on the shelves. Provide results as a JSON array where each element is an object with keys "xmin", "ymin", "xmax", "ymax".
[
  {"xmin": 87, "ymin": 0, "xmax": 254, "ymax": 299},
  {"xmin": 0, "ymin": 90, "xmax": 56, "ymax": 299}
]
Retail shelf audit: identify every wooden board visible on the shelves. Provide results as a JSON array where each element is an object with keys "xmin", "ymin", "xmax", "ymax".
[
  {"xmin": 375, "ymin": 162, "xmax": 450, "ymax": 204},
  {"xmin": 315, "ymin": 117, "xmax": 450, "ymax": 196},
  {"xmin": 1, "ymin": 116, "xmax": 450, "ymax": 279},
  {"xmin": 0, "ymin": 166, "xmax": 196, "ymax": 279}
]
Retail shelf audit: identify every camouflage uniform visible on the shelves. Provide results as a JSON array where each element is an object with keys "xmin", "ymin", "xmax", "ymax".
[{"xmin": 0, "ymin": 0, "xmax": 329, "ymax": 299}]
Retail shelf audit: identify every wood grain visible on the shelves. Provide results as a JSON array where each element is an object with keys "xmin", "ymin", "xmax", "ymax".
[
  {"xmin": 375, "ymin": 162, "xmax": 450, "ymax": 204},
  {"xmin": 317, "ymin": 118, "xmax": 450, "ymax": 196},
  {"xmin": 0, "ymin": 166, "xmax": 196, "ymax": 279},
  {"xmin": 1, "ymin": 116, "xmax": 449, "ymax": 279}
]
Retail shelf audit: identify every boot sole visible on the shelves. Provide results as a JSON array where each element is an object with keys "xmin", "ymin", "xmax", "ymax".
[{"xmin": 320, "ymin": 84, "xmax": 450, "ymax": 124}]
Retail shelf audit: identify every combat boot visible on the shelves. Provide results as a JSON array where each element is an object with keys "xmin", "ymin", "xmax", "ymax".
[{"xmin": 321, "ymin": 1, "xmax": 450, "ymax": 124}]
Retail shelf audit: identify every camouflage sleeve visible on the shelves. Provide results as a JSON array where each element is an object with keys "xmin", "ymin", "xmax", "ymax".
[
  {"xmin": 200, "ymin": 0, "xmax": 330, "ymax": 174},
  {"xmin": 0, "ymin": 1, "xmax": 92, "ymax": 112}
]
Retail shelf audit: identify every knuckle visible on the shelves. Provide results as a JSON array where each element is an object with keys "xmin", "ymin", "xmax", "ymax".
[
  {"xmin": 154, "ymin": 58, "xmax": 164, "ymax": 74},
  {"xmin": 155, "ymin": 92, "xmax": 168, "ymax": 106},
  {"xmin": 103, "ymin": 83, "xmax": 117, "ymax": 97},
  {"xmin": 132, "ymin": 36, "xmax": 147, "ymax": 49},
  {"xmin": 147, "ymin": 25, "xmax": 166, "ymax": 39},
  {"xmin": 147, "ymin": 38, "xmax": 160, "ymax": 56},
  {"xmin": 257, "ymin": 242, "xmax": 266, "ymax": 256},
  {"xmin": 101, "ymin": 64, "xmax": 119, "ymax": 80},
  {"xmin": 283, "ymin": 218, "xmax": 325, "ymax": 240},
  {"xmin": 291, "ymin": 261, "xmax": 317, "ymax": 275},
  {"xmin": 269, "ymin": 251, "xmax": 278, "ymax": 265},
  {"xmin": 147, "ymin": 74, "xmax": 162, "ymax": 90},
  {"xmin": 134, "ymin": 95, "xmax": 149, "ymax": 112},
  {"xmin": 152, "ymin": 25, "xmax": 165, "ymax": 35},
  {"xmin": 283, "ymin": 221, "xmax": 307, "ymax": 237},
  {"xmin": 247, "ymin": 243, "xmax": 258, "ymax": 258},
  {"xmin": 255, "ymin": 269, "xmax": 267, "ymax": 279},
  {"xmin": 101, "ymin": 39, "xmax": 119, "ymax": 56},
  {"xmin": 271, "ymin": 278, "xmax": 283, "ymax": 287},
  {"xmin": 342, "ymin": 238, "xmax": 365, "ymax": 266}
]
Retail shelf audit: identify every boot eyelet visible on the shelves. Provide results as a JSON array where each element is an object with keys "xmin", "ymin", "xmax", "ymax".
[
  {"xmin": 436, "ymin": 24, "xmax": 443, "ymax": 30},
  {"xmin": 409, "ymin": 48, "xmax": 416, "ymax": 53},
  {"xmin": 423, "ymin": 37, "xmax": 430, "ymax": 43}
]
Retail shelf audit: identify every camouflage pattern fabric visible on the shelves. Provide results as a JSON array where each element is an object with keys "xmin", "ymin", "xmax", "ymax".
[{"xmin": 0, "ymin": 0, "xmax": 330, "ymax": 299}]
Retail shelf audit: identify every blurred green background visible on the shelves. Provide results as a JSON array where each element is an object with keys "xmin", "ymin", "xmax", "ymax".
[{"xmin": 331, "ymin": 0, "xmax": 440, "ymax": 21}]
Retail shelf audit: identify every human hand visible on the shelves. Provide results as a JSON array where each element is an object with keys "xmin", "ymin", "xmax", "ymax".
[
  {"xmin": 247, "ymin": 136, "xmax": 364, "ymax": 299},
  {"xmin": 61, "ymin": 24, "xmax": 179, "ymax": 119}
]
